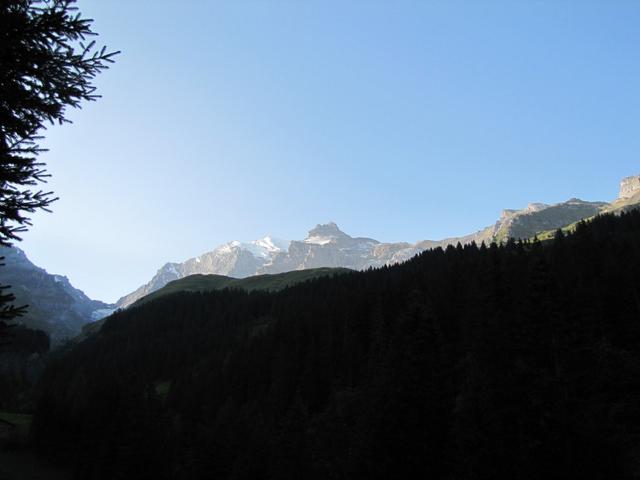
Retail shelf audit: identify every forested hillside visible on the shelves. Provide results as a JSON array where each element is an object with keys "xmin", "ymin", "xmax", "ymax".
[
  {"xmin": 0, "ymin": 326, "xmax": 48, "ymax": 410},
  {"xmin": 33, "ymin": 211, "xmax": 640, "ymax": 480}
]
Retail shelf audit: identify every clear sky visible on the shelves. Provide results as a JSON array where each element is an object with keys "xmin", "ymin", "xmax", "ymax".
[{"xmin": 20, "ymin": 0, "xmax": 640, "ymax": 303}]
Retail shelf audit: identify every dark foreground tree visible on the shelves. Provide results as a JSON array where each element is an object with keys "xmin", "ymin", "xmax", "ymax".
[
  {"xmin": 0, "ymin": 0, "xmax": 118, "ymax": 337},
  {"xmin": 0, "ymin": 256, "xmax": 25, "ymax": 343}
]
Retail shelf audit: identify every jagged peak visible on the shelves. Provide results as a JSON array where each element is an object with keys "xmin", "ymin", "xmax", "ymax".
[
  {"xmin": 252, "ymin": 236, "xmax": 290, "ymax": 252},
  {"xmin": 501, "ymin": 198, "xmax": 596, "ymax": 221},
  {"xmin": 525, "ymin": 202, "xmax": 549, "ymax": 212},
  {"xmin": 305, "ymin": 222, "xmax": 350, "ymax": 245},
  {"xmin": 158, "ymin": 262, "xmax": 180, "ymax": 277},
  {"xmin": 501, "ymin": 202, "xmax": 549, "ymax": 219},
  {"xmin": 308, "ymin": 221, "xmax": 342, "ymax": 234},
  {"xmin": 500, "ymin": 209, "xmax": 518, "ymax": 220},
  {"xmin": 564, "ymin": 197, "xmax": 593, "ymax": 204}
]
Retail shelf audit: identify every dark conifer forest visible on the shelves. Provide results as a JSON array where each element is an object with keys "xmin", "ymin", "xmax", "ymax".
[
  {"xmin": 32, "ymin": 211, "xmax": 640, "ymax": 479},
  {"xmin": 0, "ymin": 326, "xmax": 48, "ymax": 409}
]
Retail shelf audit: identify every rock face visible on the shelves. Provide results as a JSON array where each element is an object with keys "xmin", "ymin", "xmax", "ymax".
[
  {"xmin": 619, "ymin": 175, "xmax": 640, "ymax": 199},
  {"xmin": 260, "ymin": 223, "xmax": 383, "ymax": 274},
  {"xmin": 0, "ymin": 247, "xmax": 114, "ymax": 344}
]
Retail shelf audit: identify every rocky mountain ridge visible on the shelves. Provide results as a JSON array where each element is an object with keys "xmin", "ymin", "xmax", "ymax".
[
  {"xmin": 116, "ymin": 175, "xmax": 640, "ymax": 309},
  {"xmin": 0, "ymin": 247, "xmax": 114, "ymax": 343}
]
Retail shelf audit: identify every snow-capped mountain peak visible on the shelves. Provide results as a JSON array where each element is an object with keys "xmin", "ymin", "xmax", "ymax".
[
  {"xmin": 209, "ymin": 237, "xmax": 289, "ymax": 260},
  {"xmin": 252, "ymin": 236, "xmax": 290, "ymax": 255}
]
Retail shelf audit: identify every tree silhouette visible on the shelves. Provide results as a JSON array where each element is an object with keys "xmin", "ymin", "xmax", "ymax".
[{"xmin": 0, "ymin": 0, "xmax": 118, "ymax": 338}]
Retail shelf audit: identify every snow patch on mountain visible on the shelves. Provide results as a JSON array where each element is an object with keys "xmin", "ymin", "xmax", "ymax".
[
  {"xmin": 304, "ymin": 235, "xmax": 334, "ymax": 245},
  {"xmin": 254, "ymin": 236, "xmax": 290, "ymax": 252},
  {"xmin": 246, "ymin": 236, "xmax": 289, "ymax": 258}
]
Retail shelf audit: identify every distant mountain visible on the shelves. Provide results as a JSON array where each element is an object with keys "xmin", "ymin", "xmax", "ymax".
[
  {"xmin": 0, "ymin": 247, "xmax": 114, "ymax": 344},
  {"xmin": 117, "ymin": 175, "xmax": 640, "ymax": 309},
  {"xmin": 115, "ymin": 236, "xmax": 291, "ymax": 308},
  {"xmin": 428, "ymin": 198, "xmax": 607, "ymax": 247},
  {"xmin": 115, "ymin": 223, "xmax": 414, "ymax": 308}
]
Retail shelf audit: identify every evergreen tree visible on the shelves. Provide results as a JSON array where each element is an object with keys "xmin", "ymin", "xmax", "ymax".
[{"xmin": 0, "ymin": 0, "xmax": 118, "ymax": 337}]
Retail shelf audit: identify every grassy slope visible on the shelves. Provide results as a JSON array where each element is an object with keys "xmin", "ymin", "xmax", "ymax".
[
  {"xmin": 495, "ymin": 202, "xmax": 606, "ymax": 243},
  {"xmin": 131, "ymin": 267, "xmax": 351, "ymax": 308},
  {"xmin": 535, "ymin": 196, "xmax": 640, "ymax": 241}
]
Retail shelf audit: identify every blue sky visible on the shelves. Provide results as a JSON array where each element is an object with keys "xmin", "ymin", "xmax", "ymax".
[{"xmin": 20, "ymin": 0, "xmax": 640, "ymax": 302}]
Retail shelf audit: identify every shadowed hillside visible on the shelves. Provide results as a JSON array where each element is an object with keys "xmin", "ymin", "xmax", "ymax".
[
  {"xmin": 32, "ymin": 210, "xmax": 640, "ymax": 479},
  {"xmin": 132, "ymin": 267, "xmax": 351, "ymax": 308}
]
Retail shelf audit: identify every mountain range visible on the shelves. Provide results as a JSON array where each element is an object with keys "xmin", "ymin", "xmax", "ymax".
[
  {"xmin": 2, "ymin": 174, "xmax": 639, "ymax": 342},
  {"xmin": 115, "ymin": 174, "xmax": 640, "ymax": 309}
]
